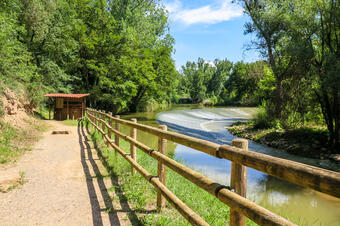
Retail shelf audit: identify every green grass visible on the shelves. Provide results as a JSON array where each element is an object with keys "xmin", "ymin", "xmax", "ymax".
[
  {"xmin": 62, "ymin": 119, "xmax": 80, "ymax": 127},
  {"xmin": 0, "ymin": 121, "xmax": 21, "ymax": 164},
  {"xmin": 228, "ymin": 120, "xmax": 332, "ymax": 158},
  {"xmin": 33, "ymin": 108, "xmax": 49, "ymax": 120},
  {"xmin": 85, "ymin": 120, "xmax": 257, "ymax": 225},
  {"xmin": 0, "ymin": 118, "xmax": 48, "ymax": 164}
]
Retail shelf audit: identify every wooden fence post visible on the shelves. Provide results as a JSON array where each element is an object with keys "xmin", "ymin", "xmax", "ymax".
[
  {"xmin": 101, "ymin": 111, "xmax": 105, "ymax": 139},
  {"xmin": 130, "ymin": 118, "xmax": 137, "ymax": 175},
  {"xmin": 230, "ymin": 139, "xmax": 248, "ymax": 226},
  {"xmin": 115, "ymin": 115, "xmax": 120, "ymax": 156},
  {"xmin": 91, "ymin": 112, "xmax": 97, "ymax": 125},
  {"xmin": 107, "ymin": 112, "xmax": 112, "ymax": 148},
  {"xmin": 97, "ymin": 111, "xmax": 100, "ymax": 126},
  {"xmin": 97, "ymin": 111, "xmax": 100, "ymax": 127},
  {"xmin": 157, "ymin": 125, "xmax": 167, "ymax": 212}
]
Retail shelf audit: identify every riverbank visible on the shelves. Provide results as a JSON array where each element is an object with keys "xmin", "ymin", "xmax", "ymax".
[{"xmin": 228, "ymin": 121, "xmax": 340, "ymax": 162}]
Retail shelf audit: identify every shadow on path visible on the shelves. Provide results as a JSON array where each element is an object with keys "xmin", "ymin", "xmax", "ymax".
[
  {"xmin": 78, "ymin": 120, "xmax": 153, "ymax": 225},
  {"xmin": 78, "ymin": 121, "xmax": 121, "ymax": 225}
]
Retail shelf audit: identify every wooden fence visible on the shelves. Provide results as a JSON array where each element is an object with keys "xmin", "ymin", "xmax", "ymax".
[{"xmin": 85, "ymin": 108, "xmax": 340, "ymax": 226}]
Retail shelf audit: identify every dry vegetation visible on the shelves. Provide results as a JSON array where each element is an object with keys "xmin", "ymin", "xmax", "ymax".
[{"xmin": 0, "ymin": 87, "xmax": 48, "ymax": 165}]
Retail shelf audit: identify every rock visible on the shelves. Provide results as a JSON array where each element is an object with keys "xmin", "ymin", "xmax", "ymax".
[
  {"xmin": 6, "ymin": 106, "xmax": 16, "ymax": 115},
  {"xmin": 329, "ymin": 154, "xmax": 340, "ymax": 162}
]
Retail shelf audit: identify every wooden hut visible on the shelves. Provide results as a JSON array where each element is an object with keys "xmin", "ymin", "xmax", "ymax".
[{"xmin": 44, "ymin": 93, "xmax": 89, "ymax": 120}]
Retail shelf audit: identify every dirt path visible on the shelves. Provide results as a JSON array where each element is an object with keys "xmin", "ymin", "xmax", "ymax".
[{"xmin": 0, "ymin": 120, "xmax": 135, "ymax": 226}]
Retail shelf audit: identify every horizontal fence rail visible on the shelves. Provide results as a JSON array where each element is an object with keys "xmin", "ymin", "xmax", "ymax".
[{"xmin": 85, "ymin": 108, "xmax": 340, "ymax": 226}]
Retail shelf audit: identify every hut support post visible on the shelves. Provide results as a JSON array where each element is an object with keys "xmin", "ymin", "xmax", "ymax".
[
  {"xmin": 67, "ymin": 100, "xmax": 69, "ymax": 120},
  {"xmin": 157, "ymin": 125, "xmax": 167, "ymax": 212},
  {"xmin": 230, "ymin": 139, "xmax": 248, "ymax": 226},
  {"xmin": 48, "ymin": 99, "xmax": 51, "ymax": 120},
  {"xmin": 81, "ymin": 98, "xmax": 84, "ymax": 118}
]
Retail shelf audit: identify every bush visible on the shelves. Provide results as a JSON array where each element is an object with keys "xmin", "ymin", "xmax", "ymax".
[
  {"xmin": 137, "ymin": 98, "xmax": 170, "ymax": 112},
  {"xmin": 253, "ymin": 109, "xmax": 272, "ymax": 129}
]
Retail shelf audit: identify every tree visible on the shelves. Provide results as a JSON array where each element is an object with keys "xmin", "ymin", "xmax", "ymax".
[
  {"xmin": 179, "ymin": 58, "xmax": 217, "ymax": 103},
  {"xmin": 207, "ymin": 59, "xmax": 232, "ymax": 97},
  {"xmin": 237, "ymin": 0, "xmax": 339, "ymax": 147},
  {"xmin": 238, "ymin": 0, "xmax": 312, "ymax": 118},
  {"xmin": 1, "ymin": 0, "xmax": 178, "ymax": 114},
  {"xmin": 306, "ymin": 0, "xmax": 340, "ymax": 147}
]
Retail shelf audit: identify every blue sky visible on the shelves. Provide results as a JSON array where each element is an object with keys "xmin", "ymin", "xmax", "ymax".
[{"xmin": 163, "ymin": 0, "xmax": 260, "ymax": 69}]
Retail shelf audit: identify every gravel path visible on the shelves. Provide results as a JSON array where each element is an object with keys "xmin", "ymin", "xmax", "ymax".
[{"xmin": 0, "ymin": 121, "xmax": 134, "ymax": 226}]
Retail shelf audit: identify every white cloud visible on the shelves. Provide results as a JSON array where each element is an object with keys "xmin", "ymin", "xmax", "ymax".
[
  {"xmin": 165, "ymin": 0, "xmax": 182, "ymax": 13},
  {"xmin": 165, "ymin": 0, "xmax": 243, "ymax": 25}
]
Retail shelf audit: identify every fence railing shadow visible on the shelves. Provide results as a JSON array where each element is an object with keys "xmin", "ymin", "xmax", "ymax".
[{"xmin": 79, "ymin": 120, "xmax": 154, "ymax": 225}]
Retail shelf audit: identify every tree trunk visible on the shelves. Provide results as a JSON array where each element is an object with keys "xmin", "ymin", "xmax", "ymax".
[
  {"xmin": 129, "ymin": 86, "xmax": 146, "ymax": 112},
  {"xmin": 333, "ymin": 89, "xmax": 339, "ymax": 151},
  {"xmin": 271, "ymin": 77, "xmax": 284, "ymax": 119},
  {"xmin": 316, "ymin": 87, "xmax": 336, "ymax": 148}
]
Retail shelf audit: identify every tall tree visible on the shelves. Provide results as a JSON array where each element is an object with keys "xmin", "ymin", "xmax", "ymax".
[{"xmin": 238, "ymin": 0, "xmax": 339, "ymax": 147}]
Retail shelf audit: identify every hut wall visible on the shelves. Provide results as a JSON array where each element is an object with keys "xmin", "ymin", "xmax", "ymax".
[{"xmin": 53, "ymin": 97, "xmax": 84, "ymax": 120}]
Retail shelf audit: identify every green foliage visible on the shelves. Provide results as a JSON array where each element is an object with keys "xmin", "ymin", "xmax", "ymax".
[
  {"xmin": 237, "ymin": 0, "xmax": 340, "ymax": 147},
  {"xmin": 179, "ymin": 58, "xmax": 268, "ymax": 106},
  {"xmin": 0, "ymin": 10, "xmax": 35, "ymax": 89},
  {"xmin": 223, "ymin": 61, "xmax": 267, "ymax": 105},
  {"xmin": 179, "ymin": 58, "xmax": 233, "ymax": 104},
  {"xmin": 253, "ymin": 65, "xmax": 276, "ymax": 102},
  {"xmin": 0, "ymin": 0, "xmax": 177, "ymax": 113}
]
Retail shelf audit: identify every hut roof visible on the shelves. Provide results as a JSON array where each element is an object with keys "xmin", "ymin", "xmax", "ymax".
[{"xmin": 44, "ymin": 93, "xmax": 89, "ymax": 98}]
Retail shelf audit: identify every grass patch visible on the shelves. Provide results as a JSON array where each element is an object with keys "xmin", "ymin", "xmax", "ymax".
[
  {"xmin": 228, "ymin": 121, "xmax": 332, "ymax": 158},
  {"xmin": 0, "ymin": 118, "xmax": 49, "ymax": 164},
  {"xmin": 85, "ymin": 120, "xmax": 257, "ymax": 225},
  {"xmin": 24, "ymin": 118, "xmax": 50, "ymax": 132},
  {"xmin": 62, "ymin": 119, "xmax": 80, "ymax": 127},
  {"xmin": 33, "ymin": 109, "xmax": 49, "ymax": 120},
  {"xmin": 0, "ymin": 121, "xmax": 20, "ymax": 164}
]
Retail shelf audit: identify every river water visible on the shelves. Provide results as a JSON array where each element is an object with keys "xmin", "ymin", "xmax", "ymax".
[{"xmin": 122, "ymin": 106, "xmax": 340, "ymax": 225}]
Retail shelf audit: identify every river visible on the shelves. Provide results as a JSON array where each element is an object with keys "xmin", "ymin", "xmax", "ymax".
[{"xmin": 121, "ymin": 106, "xmax": 340, "ymax": 225}]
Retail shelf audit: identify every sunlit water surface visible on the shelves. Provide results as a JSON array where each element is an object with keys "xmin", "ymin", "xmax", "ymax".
[{"xmin": 122, "ymin": 106, "xmax": 340, "ymax": 225}]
